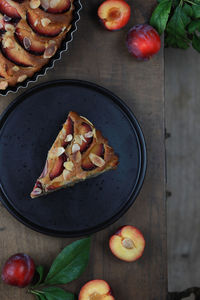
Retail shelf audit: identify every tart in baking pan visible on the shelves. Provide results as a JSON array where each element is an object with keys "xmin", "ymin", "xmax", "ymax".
[{"xmin": 0, "ymin": 0, "xmax": 74, "ymax": 90}]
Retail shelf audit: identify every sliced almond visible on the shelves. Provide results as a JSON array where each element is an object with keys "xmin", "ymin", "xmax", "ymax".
[
  {"xmin": 64, "ymin": 161, "xmax": 74, "ymax": 171},
  {"xmin": 0, "ymin": 81, "xmax": 8, "ymax": 90},
  {"xmin": 74, "ymin": 135, "xmax": 82, "ymax": 145},
  {"xmin": 3, "ymin": 37, "xmax": 14, "ymax": 49},
  {"xmin": 72, "ymin": 143, "xmax": 80, "ymax": 153},
  {"xmin": 32, "ymin": 187, "xmax": 42, "ymax": 195},
  {"xmin": 30, "ymin": 0, "xmax": 41, "ymax": 9},
  {"xmin": 80, "ymin": 134, "xmax": 87, "ymax": 142},
  {"xmin": 17, "ymin": 75, "xmax": 27, "ymax": 83},
  {"xmin": 23, "ymin": 37, "xmax": 31, "ymax": 50},
  {"xmin": 12, "ymin": 66, "xmax": 20, "ymax": 72},
  {"xmin": 65, "ymin": 134, "xmax": 73, "ymax": 142},
  {"xmin": 50, "ymin": 0, "xmax": 60, "ymax": 8},
  {"xmin": 41, "ymin": 0, "xmax": 50, "ymax": 10},
  {"xmin": 34, "ymin": 20, "xmax": 38, "ymax": 26},
  {"xmin": 43, "ymin": 43, "xmax": 57, "ymax": 59},
  {"xmin": 63, "ymin": 169, "xmax": 70, "ymax": 180},
  {"xmin": 50, "ymin": 146, "xmax": 65, "ymax": 157},
  {"xmin": 80, "ymin": 116, "xmax": 94, "ymax": 127},
  {"xmin": 84, "ymin": 131, "xmax": 93, "ymax": 138},
  {"xmin": 89, "ymin": 153, "xmax": 105, "ymax": 168},
  {"xmin": 41, "ymin": 18, "xmax": 51, "ymax": 27},
  {"xmin": 5, "ymin": 24, "xmax": 15, "ymax": 32}
]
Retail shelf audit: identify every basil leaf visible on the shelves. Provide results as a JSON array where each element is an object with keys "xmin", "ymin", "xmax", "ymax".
[
  {"xmin": 150, "ymin": 0, "xmax": 172, "ymax": 35},
  {"xmin": 188, "ymin": 20, "xmax": 200, "ymax": 33},
  {"xmin": 42, "ymin": 287, "xmax": 74, "ymax": 300},
  {"xmin": 165, "ymin": 6, "xmax": 190, "ymax": 49},
  {"xmin": 36, "ymin": 266, "xmax": 45, "ymax": 285},
  {"xmin": 44, "ymin": 237, "xmax": 91, "ymax": 285},
  {"xmin": 192, "ymin": 33, "xmax": 200, "ymax": 52}
]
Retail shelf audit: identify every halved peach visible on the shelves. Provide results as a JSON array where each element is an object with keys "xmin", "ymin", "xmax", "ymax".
[
  {"xmin": 41, "ymin": 0, "xmax": 71, "ymax": 14},
  {"xmin": 109, "ymin": 225, "xmax": 145, "ymax": 262},
  {"xmin": 98, "ymin": 0, "xmax": 131, "ymax": 31},
  {"xmin": 81, "ymin": 143, "xmax": 104, "ymax": 171},
  {"xmin": 79, "ymin": 280, "xmax": 115, "ymax": 300},
  {"xmin": 0, "ymin": 0, "xmax": 20, "ymax": 19},
  {"xmin": 27, "ymin": 10, "xmax": 63, "ymax": 37}
]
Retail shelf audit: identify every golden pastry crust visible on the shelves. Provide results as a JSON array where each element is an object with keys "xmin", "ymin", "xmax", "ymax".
[
  {"xmin": 31, "ymin": 111, "xmax": 119, "ymax": 198},
  {"xmin": 0, "ymin": 0, "xmax": 74, "ymax": 89}
]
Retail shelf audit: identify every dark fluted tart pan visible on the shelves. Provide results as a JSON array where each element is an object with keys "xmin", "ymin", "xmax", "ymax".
[{"xmin": 0, "ymin": 0, "xmax": 82, "ymax": 96}]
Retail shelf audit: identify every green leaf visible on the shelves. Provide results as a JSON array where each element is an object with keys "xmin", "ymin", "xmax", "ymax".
[
  {"xmin": 36, "ymin": 266, "xmax": 45, "ymax": 285},
  {"xmin": 38, "ymin": 295, "xmax": 47, "ymax": 300},
  {"xmin": 42, "ymin": 287, "xmax": 74, "ymax": 300},
  {"xmin": 165, "ymin": 6, "xmax": 191, "ymax": 49},
  {"xmin": 188, "ymin": 20, "xmax": 200, "ymax": 33},
  {"xmin": 192, "ymin": 3, "xmax": 200, "ymax": 18},
  {"xmin": 150, "ymin": 0, "xmax": 172, "ymax": 35},
  {"xmin": 44, "ymin": 237, "xmax": 91, "ymax": 285},
  {"xmin": 183, "ymin": 3, "xmax": 193, "ymax": 17},
  {"xmin": 192, "ymin": 33, "xmax": 200, "ymax": 52}
]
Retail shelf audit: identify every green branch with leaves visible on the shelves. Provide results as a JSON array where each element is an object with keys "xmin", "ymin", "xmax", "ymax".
[
  {"xmin": 28, "ymin": 237, "xmax": 91, "ymax": 300},
  {"xmin": 150, "ymin": 0, "xmax": 200, "ymax": 52}
]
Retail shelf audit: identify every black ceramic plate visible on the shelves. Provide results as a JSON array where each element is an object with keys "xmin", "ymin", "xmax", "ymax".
[{"xmin": 0, "ymin": 80, "xmax": 146, "ymax": 237}]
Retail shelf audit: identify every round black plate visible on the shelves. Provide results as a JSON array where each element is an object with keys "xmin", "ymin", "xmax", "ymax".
[{"xmin": 0, "ymin": 80, "xmax": 146, "ymax": 237}]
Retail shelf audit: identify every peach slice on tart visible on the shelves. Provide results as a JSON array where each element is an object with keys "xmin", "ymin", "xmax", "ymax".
[
  {"xmin": 79, "ymin": 122, "xmax": 93, "ymax": 153},
  {"xmin": 41, "ymin": 0, "xmax": 71, "ymax": 14},
  {"xmin": 15, "ymin": 24, "xmax": 47, "ymax": 55},
  {"xmin": 109, "ymin": 225, "xmax": 145, "ymax": 262},
  {"xmin": 81, "ymin": 143, "xmax": 104, "ymax": 171},
  {"xmin": 1, "ymin": 33, "xmax": 34, "ymax": 67},
  {"xmin": 31, "ymin": 111, "xmax": 118, "ymax": 198},
  {"xmin": 79, "ymin": 280, "xmax": 115, "ymax": 300},
  {"xmin": 27, "ymin": 10, "xmax": 64, "ymax": 37},
  {"xmin": 98, "ymin": 0, "xmax": 131, "ymax": 31},
  {"xmin": 0, "ymin": 0, "xmax": 21, "ymax": 19}
]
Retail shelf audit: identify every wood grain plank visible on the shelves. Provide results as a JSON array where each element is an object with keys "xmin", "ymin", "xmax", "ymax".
[
  {"xmin": 165, "ymin": 47, "xmax": 200, "ymax": 292},
  {"xmin": 0, "ymin": 1, "xmax": 167, "ymax": 299}
]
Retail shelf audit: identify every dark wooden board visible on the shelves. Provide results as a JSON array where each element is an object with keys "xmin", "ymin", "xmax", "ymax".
[{"xmin": 0, "ymin": 1, "xmax": 167, "ymax": 299}]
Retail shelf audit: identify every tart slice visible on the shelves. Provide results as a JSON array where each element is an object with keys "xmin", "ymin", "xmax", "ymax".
[{"xmin": 31, "ymin": 111, "xmax": 119, "ymax": 198}]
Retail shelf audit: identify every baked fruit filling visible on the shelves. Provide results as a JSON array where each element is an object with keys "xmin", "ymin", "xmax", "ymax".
[
  {"xmin": 0, "ymin": 0, "xmax": 74, "ymax": 90},
  {"xmin": 31, "ymin": 111, "xmax": 119, "ymax": 198}
]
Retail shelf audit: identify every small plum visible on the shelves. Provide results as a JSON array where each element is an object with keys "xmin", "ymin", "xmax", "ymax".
[
  {"xmin": 1, "ymin": 253, "xmax": 35, "ymax": 288},
  {"xmin": 98, "ymin": 0, "xmax": 131, "ymax": 31},
  {"xmin": 126, "ymin": 24, "xmax": 161, "ymax": 60},
  {"xmin": 79, "ymin": 279, "xmax": 115, "ymax": 300},
  {"xmin": 109, "ymin": 225, "xmax": 145, "ymax": 262}
]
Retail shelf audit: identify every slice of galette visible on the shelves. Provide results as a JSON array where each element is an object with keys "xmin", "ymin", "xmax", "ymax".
[{"xmin": 31, "ymin": 111, "xmax": 119, "ymax": 198}]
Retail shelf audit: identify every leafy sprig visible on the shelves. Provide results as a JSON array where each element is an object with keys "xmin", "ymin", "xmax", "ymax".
[
  {"xmin": 150, "ymin": 0, "xmax": 200, "ymax": 52},
  {"xmin": 28, "ymin": 237, "xmax": 91, "ymax": 300}
]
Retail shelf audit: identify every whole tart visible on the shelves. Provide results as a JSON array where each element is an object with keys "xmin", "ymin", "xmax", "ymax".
[
  {"xmin": 0, "ymin": 0, "xmax": 74, "ymax": 90},
  {"xmin": 31, "ymin": 111, "xmax": 119, "ymax": 198}
]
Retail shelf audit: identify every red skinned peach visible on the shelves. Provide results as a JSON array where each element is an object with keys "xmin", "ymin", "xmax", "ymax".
[{"xmin": 79, "ymin": 279, "xmax": 115, "ymax": 300}]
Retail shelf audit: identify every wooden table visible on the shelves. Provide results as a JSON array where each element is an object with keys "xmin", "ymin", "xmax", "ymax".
[{"xmin": 0, "ymin": 1, "xmax": 167, "ymax": 299}]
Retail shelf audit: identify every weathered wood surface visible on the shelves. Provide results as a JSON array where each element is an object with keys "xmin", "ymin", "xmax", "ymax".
[
  {"xmin": 165, "ymin": 47, "xmax": 200, "ymax": 293},
  {"xmin": 0, "ymin": 1, "xmax": 167, "ymax": 299}
]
